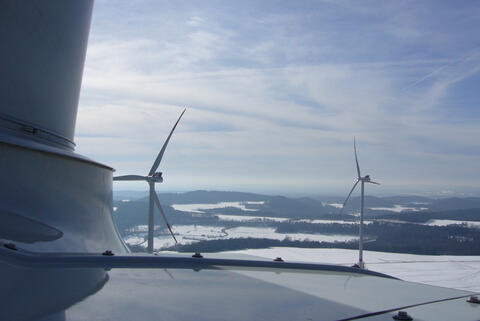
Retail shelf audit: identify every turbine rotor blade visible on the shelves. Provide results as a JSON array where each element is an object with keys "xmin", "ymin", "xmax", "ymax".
[
  {"xmin": 113, "ymin": 175, "xmax": 146, "ymax": 181},
  {"xmin": 152, "ymin": 190, "xmax": 178, "ymax": 243},
  {"xmin": 340, "ymin": 180, "xmax": 360, "ymax": 215},
  {"xmin": 354, "ymin": 137, "xmax": 361, "ymax": 179},
  {"xmin": 148, "ymin": 108, "xmax": 186, "ymax": 176},
  {"xmin": 367, "ymin": 181, "xmax": 381, "ymax": 185}
]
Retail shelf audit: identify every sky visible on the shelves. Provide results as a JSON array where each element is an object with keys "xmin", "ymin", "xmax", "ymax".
[{"xmin": 75, "ymin": 0, "xmax": 480, "ymax": 197}]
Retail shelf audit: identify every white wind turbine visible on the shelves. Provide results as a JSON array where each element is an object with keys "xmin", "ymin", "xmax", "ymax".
[
  {"xmin": 114, "ymin": 108, "xmax": 186, "ymax": 253},
  {"xmin": 340, "ymin": 137, "xmax": 380, "ymax": 269}
]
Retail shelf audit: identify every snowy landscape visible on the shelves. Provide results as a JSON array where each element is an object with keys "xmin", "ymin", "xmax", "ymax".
[
  {"xmin": 124, "ymin": 224, "xmax": 359, "ymax": 250},
  {"xmin": 113, "ymin": 190, "xmax": 480, "ymax": 292}
]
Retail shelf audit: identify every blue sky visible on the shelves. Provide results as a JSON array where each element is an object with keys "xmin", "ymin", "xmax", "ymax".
[{"xmin": 76, "ymin": 0, "xmax": 480, "ymax": 196}]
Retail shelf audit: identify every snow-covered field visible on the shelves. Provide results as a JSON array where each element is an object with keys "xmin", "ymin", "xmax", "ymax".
[
  {"xmin": 171, "ymin": 201, "xmax": 263, "ymax": 213},
  {"xmin": 124, "ymin": 225, "xmax": 358, "ymax": 250},
  {"xmin": 120, "ymin": 199, "xmax": 480, "ymax": 293},
  {"xmin": 224, "ymin": 247, "xmax": 480, "ymax": 292},
  {"xmin": 123, "ymin": 220, "xmax": 480, "ymax": 293},
  {"xmin": 425, "ymin": 219, "xmax": 480, "ymax": 228},
  {"xmin": 225, "ymin": 227, "xmax": 357, "ymax": 243},
  {"xmin": 215, "ymin": 214, "xmax": 480, "ymax": 228},
  {"xmin": 369, "ymin": 204, "xmax": 428, "ymax": 212}
]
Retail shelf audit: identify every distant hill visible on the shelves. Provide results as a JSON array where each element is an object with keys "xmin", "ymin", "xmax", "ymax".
[
  {"xmin": 379, "ymin": 208, "xmax": 480, "ymax": 223},
  {"xmin": 261, "ymin": 195, "xmax": 329, "ymax": 218},
  {"xmin": 428, "ymin": 197, "xmax": 480, "ymax": 211},
  {"xmin": 113, "ymin": 190, "xmax": 332, "ymax": 232},
  {"xmin": 132, "ymin": 190, "xmax": 331, "ymax": 217},
  {"xmin": 156, "ymin": 190, "xmax": 267, "ymax": 205},
  {"xmin": 114, "ymin": 190, "xmax": 480, "ymax": 256},
  {"xmin": 318, "ymin": 194, "xmax": 480, "ymax": 216},
  {"xmin": 112, "ymin": 190, "xmax": 480, "ymax": 232},
  {"xmin": 381, "ymin": 195, "xmax": 432, "ymax": 204}
]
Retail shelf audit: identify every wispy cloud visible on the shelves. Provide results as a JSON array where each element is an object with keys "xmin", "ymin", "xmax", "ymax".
[{"xmin": 76, "ymin": 0, "xmax": 480, "ymax": 195}]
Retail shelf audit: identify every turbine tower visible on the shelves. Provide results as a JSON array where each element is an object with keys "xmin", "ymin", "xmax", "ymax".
[
  {"xmin": 114, "ymin": 108, "xmax": 186, "ymax": 253},
  {"xmin": 340, "ymin": 137, "xmax": 380, "ymax": 269}
]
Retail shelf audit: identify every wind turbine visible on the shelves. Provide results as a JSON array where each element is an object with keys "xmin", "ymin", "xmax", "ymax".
[
  {"xmin": 114, "ymin": 108, "xmax": 186, "ymax": 253},
  {"xmin": 340, "ymin": 137, "xmax": 380, "ymax": 269}
]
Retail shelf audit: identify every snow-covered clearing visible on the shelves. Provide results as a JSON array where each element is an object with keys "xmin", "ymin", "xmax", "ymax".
[
  {"xmin": 370, "ymin": 204, "xmax": 428, "ymax": 212},
  {"xmin": 328, "ymin": 203, "xmax": 343, "ymax": 208},
  {"xmin": 425, "ymin": 219, "xmax": 480, "ymax": 228}
]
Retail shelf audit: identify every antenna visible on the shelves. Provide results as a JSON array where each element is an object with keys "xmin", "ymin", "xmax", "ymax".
[
  {"xmin": 113, "ymin": 108, "xmax": 186, "ymax": 253},
  {"xmin": 340, "ymin": 137, "xmax": 380, "ymax": 269}
]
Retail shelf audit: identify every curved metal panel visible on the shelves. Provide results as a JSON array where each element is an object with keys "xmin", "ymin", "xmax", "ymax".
[{"xmin": 0, "ymin": 142, "xmax": 127, "ymax": 253}]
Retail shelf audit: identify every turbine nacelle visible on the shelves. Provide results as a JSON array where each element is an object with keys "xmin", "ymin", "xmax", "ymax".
[
  {"xmin": 149, "ymin": 172, "xmax": 163, "ymax": 183},
  {"xmin": 361, "ymin": 175, "xmax": 371, "ymax": 182},
  {"xmin": 360, "ymin": 174, "xmax": 380, "ymax": 185}
]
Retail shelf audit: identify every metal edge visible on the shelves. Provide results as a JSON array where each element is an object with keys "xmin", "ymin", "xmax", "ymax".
[
  {"xmin": 0, "ymin": 135, "xmax": 114, "ymax": 171},
  {"xmin": 0, "ymin": 244, "xmax": 397, "ymax": 279}
]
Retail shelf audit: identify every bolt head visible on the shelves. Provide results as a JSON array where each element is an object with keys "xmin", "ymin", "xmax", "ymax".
[
  {"xmin": 4, "ymin": 243, "xmax": 17, "ymax": 251},
  {"xmin": 102, "ymin": 250, "xmax": 114, "ymax": 256},
  {"xmin": 393, "ymin": 311, "xmax": 412, "ymax": 320}
]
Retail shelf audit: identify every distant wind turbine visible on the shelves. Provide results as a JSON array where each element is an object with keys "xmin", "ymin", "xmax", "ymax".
[
  {"xmin": 340, "ymin": 137, "xmax": 380, "ymax": 269},
  {"xmin": 114, "ymin": 108, "xmax": 186, "ymax": 253}
]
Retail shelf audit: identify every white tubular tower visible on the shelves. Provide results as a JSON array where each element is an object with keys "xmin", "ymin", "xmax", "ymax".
[{"xmin": 0, "ymin": 0, "xmax": 127, "ymax": 254}]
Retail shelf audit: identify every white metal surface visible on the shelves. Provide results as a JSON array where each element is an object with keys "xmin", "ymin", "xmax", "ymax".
[
  {"xmin": 0, "ymin": 0, "xmax": 94, "ymax": 146},
  {"xmin": 0, "ymin": 142, "xmax": 127, "ymax": 253},
  {"xmin": 1, "ymin": 247, "xmax": 478, "ymax": 321}
]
